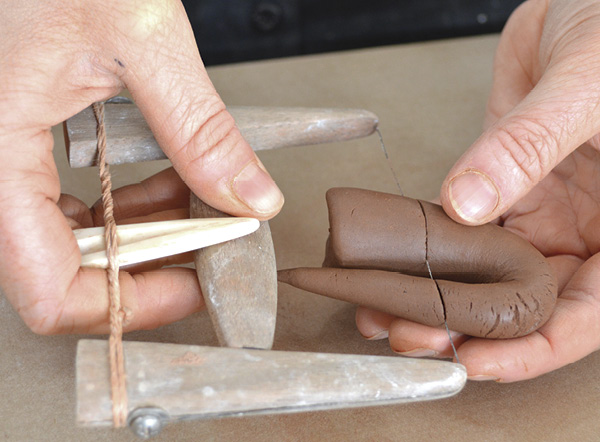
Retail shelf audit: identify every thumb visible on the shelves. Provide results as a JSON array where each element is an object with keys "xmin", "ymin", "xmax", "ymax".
[
  {"xmin": 441, "ymin": 68, "xmax": 600, "ymax": 225},
  {"xmin": 108, "ymin": 1, "xmax": 283, "ymax": 220}
]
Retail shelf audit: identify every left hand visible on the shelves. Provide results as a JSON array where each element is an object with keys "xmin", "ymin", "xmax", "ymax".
[
  {"xmin": 356, "ymin": 0, "xmax": 600, "ymax": 382},
  {"xmin": 55, "ymin": 167, "xmax": 203, "ymax": 333},
  {"xmin": 0, "ymin": 0, "xmax": 283, "ymax": 335}
]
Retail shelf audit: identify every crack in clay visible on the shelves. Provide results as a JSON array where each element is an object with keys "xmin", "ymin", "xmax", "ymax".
[
  {"xmin": 515, "ymin": 292, "xmax": 533, "ymax": 314},
  {"xmin": 417, "ymin": 200, "xmax": 460, "ymax": 363},
  {"xmin": 484, "ymin": 314, "xmax": 501, "ymax": 338},
  {"xmin": 513, "ymin": 305, "xmax": 521, "ymax": 337}
]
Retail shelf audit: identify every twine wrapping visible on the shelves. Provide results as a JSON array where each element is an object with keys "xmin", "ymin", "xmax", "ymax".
[{"xmin": 92, "ymin": 102, "xmax": 128, "ymax": 427}]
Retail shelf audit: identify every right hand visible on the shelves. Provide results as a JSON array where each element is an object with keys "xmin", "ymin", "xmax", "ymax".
[{"xmin": 356, "ymin": 0, "xmax": 600, "ymax": 382}]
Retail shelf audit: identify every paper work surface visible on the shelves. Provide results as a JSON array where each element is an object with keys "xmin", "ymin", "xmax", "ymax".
[{"xmin": 1, "ymin": 34, "xmax": 599, "ymax": 441}]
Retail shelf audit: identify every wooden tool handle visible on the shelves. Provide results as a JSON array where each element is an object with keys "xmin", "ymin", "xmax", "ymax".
[
  {"xmin": 64, "ymin": 103, "xmax": 379, "ymax": 168},
  {"xmin": 76, "ymin": 340, "xmax": 466, "ymax": 426},
  {"xmin": 190, "ymin": 194, "xmax": 277, "ymax": 349}
]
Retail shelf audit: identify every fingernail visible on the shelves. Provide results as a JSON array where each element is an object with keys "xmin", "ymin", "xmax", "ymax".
[
  {"xmin": 468, "ymin": 374, "xmax": 500, "ymax": 382},
  {"xmin": 448, "ymin": 170, "xmax": 499, "ymax": 222},
  {"xmin": 233, "ymin": 162, "xmax": 284, "ymax": 215},
  {"xmin": 364, "ymin": 330, "xmax": 389, "ymax": 341},
  {"xmin": 394, "ymin": 348, "xmax": 439, "ymax": 358}
]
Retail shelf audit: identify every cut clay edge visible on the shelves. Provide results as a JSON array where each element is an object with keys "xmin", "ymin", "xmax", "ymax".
[
  {"xmin": 416, "ymin": 199, "xmax": 453, "ymax": 339},
  {"xmin": 277, "ymin": 188, "xmax": 558, "ymax": 339}
]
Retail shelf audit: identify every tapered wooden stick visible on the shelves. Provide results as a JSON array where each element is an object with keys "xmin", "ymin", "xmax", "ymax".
[
  {"xmin": 75, "ymin": 218, "xmax": 259, "ymax": 269},
  {"xmin": 191, "ymin": 196, "xmax": 277, "ymax": 350},
  {"xmin": 76, "ymin": 340, "xmax": 467, "ymax": 427},
  {"xmin": 65, "ymin": 104, "xmax": 379, "ymax": 167}
]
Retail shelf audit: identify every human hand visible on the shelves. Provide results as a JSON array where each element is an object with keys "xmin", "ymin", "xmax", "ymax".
[
  {"xmin": 356, "ymin": 0, "xmax": 600, "ymax": 381},
  {"xmin": 0, "ymin": 1, "xmax": 283, "ymax": 334}
]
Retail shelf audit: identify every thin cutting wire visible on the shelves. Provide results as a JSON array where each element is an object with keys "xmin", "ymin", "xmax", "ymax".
[
  {"xmin": 376, "ymin": 127, "xmax": 460, "ymax": 364},
  {"xmin": 376, "ymin": 128, "xmax": 404, "ymax": 196}
]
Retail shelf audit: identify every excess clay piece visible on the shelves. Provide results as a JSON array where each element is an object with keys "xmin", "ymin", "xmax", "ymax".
[{"xmin": 278, "ymin": 188, "xmax": 558, "ymax": 339}]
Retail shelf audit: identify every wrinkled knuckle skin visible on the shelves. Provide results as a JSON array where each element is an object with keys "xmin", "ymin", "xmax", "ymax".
[
  {"xmin": 23, "ymin": 314, "xmax": 62, "ymax": 336},
  {"xmin": 177, "ymin": 107, "xmax": 239, "ymax": 182},
  {"xmin": 494, "ymin": 119, "xmax": 558, "ymax": 186},
  {"xmin": 18, "ymin": 297, "xmax": 70, "ymax": 336}
]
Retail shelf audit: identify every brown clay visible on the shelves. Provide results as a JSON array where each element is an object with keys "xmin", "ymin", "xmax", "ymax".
[{"xmin": 278, "ymin": 188, "xmax": 558, "ymax": 339}]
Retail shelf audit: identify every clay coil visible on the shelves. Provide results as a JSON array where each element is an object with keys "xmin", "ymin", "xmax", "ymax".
[{"xmin": 278, "ymin": 188, "xmax": 558, "ymax": 339}]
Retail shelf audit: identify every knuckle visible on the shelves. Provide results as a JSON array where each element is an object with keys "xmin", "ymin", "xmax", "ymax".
[
  {"xmin": 26, "ymin": 322, "xmax": 55, "ymax": 336},
  {"xmin": 129, "ymin": 273, "xmax": 161, "ymax": 330},
  {"xmin": 493, "ymin": 118, "xmax": 559, "ymax": 185},
  {"xmin": 22, "ymin": 307, "xmax": 63, "ymax": 335},
  {"xmin": 174, "ymin": 105, "xmax": 239, "ymax": 181},
  {"xmin": 16, "ymin": 288, "xmax": 69, "ymax": 335}
]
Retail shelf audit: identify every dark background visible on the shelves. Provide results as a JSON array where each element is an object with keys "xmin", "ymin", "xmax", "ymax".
[{"xmin": 183, "ymin": 0, "xmax": 526, "ymax": 66}]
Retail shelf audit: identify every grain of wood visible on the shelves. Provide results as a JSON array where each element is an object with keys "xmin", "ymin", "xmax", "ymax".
[
  {"xmin": 190, "ymin": 195, "xmax": 277, "ymax": 349},
  {"xmin": 65, "ymin": 104, "xmax": 379, "ymax": 167},
  {"xmin": 76, "ymin": 340, "xmax": 467, "ymax": 426}
]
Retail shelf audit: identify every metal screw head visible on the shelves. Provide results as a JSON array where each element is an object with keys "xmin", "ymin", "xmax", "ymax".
[{"xmin": 127, "ymin": 407, "xmax": 169, "ymax": 439}]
